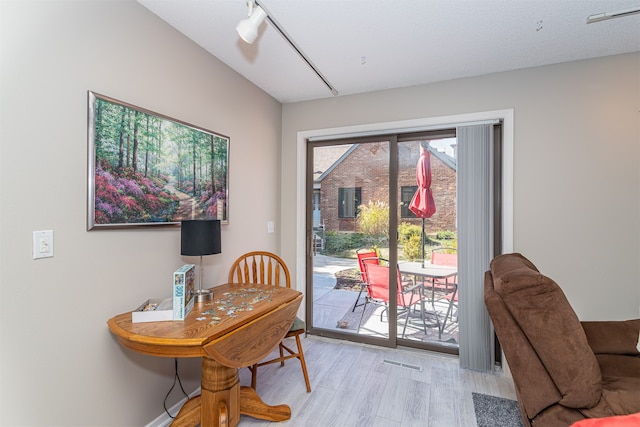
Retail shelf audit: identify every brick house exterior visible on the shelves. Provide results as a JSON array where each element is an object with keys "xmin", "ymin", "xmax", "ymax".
[{"xmin": 315, "ymin": 141, "xmax": 456, "ymax": 234}]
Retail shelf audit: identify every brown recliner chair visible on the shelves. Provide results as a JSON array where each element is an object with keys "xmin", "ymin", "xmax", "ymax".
[{"xmin": 484, "ymin": 253, "xmax": 640, "ymax": 427}]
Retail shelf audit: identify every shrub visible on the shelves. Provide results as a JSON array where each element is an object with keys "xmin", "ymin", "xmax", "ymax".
[
  {"xmin": 398, "ymin": 222, "xmax": 434, "ymax": 261},
  {"xmin": 436, "ymin": 230, "xmax": 457, "ymax": 240},
  {"xmin": 324, "ymin": 232, "xmax": 358, "ymax": 255},
  {"xmin": 357, "ymin": 200, "xmax": 389, "ymax": 238},
  {"xmin": 323, "ymin": 231, "xmax": 387, "ymax": 256},
  {"xmin": 398, "ymin": 222, "xmax": 422, "ymax": 244},
  {"xmin": 402, "ymin": 234, "xmax": 423, "ymax": 261}
]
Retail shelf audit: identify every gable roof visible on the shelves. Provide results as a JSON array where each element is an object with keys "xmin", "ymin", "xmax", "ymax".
[
  {"xmin": 315, "ymin": 142, "xmax": 456, "ymax": 184},
  {"xmin": 314, "ymin": 145, "xmax": 358, "ymax": 182},
  {"xmin": 429, "ymin": 146, "xmax": 457, "ymax": 170}
]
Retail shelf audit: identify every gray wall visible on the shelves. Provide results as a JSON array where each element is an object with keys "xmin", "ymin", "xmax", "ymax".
[
  {"xmin": 281, "ymin": 53, "xmax": 640, "ymax": 321},
  {"xmin": 0, "ymin": 1, "xmax": 282, "ymax": 425}
]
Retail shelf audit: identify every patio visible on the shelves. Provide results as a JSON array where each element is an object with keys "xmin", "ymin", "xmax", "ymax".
[{"xmin": 312, "ymin": 254, "xmax": 459, "ymax": 347}]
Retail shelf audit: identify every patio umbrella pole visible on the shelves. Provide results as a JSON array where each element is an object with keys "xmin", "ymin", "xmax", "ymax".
[{"xmin": 421, "ymin": 218, "xmax": 425, "ymax": 268}]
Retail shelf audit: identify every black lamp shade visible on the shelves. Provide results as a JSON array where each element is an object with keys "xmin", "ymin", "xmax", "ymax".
[{"xmin": 181, "ymin": 220, "xmax": 221, "ymax": 256}]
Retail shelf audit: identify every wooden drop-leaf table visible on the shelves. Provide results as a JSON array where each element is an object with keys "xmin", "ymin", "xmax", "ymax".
[{"xmin": 107, "ymin": 282, "xmax": 303, "ymax": 427}]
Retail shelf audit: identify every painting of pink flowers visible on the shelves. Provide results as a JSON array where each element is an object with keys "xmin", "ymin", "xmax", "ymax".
[{"xmin": 87, "ymin": 91, "xmax": 229, "ymax": 229}]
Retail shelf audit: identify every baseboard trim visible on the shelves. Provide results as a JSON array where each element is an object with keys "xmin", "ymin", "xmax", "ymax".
[{"xmin": 145, "ymin": 388, "xmax": 202, "ymax": 427}]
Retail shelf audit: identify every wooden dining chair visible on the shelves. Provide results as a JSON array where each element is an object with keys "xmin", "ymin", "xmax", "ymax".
[{"xmin": 228, "ymin": 251, "xmax": 311, "ymax": 392}]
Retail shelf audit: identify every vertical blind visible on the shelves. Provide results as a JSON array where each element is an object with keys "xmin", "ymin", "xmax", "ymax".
[{"xmin": 457, "ymin": 124, "xmax": 495, "ymax": 371}]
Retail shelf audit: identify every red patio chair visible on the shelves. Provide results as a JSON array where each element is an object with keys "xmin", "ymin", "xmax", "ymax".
[
  {"xmin": 431, "ymin": 248, "xmax": 459, "ymax": 334},
  {"xmin": 433, "ymin": 285, "xmax": 459, "ymax": 340},
  {"xmin": 431, "ymin": 248, "xmax": 458, "ymax": 293},
  {"xmin": 431, "ymin": 250, "xmax": 457, "ymax": 266},
  {"xmin": 351, "ymin": 249, "xmax": 379, "ymax": 312},
  {"xmin": 357, "ymin": 261, "xmax": 426, "ymax": 338}
]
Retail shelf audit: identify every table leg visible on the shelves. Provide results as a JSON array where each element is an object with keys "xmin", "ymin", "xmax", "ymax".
[
  {"xmin": 200, "ymin": 357, "xmax": 241, "ymax": 427},
  {"xmin": 171, "ymin": 395, "xmax": 201, "ymax": 427},
  {"xmin": 417, "ymin": 277, "xmax": 439, "ymax": 328},
  {"xmin": 239, "ymin": 386, "xmax": 291, "ymax": 421},
  {"xmin": 175, "ymin": 356, "xmax": 292, "ymax": 427}
]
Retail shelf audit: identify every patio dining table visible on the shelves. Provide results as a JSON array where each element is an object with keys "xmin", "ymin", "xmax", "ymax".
[{"xmin": 398, "ymin": 261, "xmax": 458, "ymax": 339}]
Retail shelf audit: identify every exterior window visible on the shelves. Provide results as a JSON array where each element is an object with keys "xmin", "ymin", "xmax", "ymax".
[
  {"xmin": 401, "ymin": 186, "xmax": 418, "ymax": 218},
  {"xmin": 338, "ymin": 187, "xmax": 361, "ymax": 218},
  {"xmin": 312, "ymin": 190, "xmax": 321, "ymax": 228}
]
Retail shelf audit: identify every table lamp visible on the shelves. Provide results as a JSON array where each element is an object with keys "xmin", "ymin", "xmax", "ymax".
[{"xmin": 181, "ymin": 219, "xmax": 221, "ymax": 302}]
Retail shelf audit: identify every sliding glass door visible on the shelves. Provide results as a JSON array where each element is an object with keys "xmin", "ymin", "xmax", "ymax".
[
  {"xmin": 306, "ymin": 138, "xmax": 396, "ymax": 347},
  {"xmin": 301, "ymin": 114, "xmax": 507, "ymax": 369},
  {"xmin": 395, "ymin": 134, "xmax": 459, "ymax": 352},
  {"xmin": 306, "ymin": 130, "xmax": 468, "ymax": 354}
]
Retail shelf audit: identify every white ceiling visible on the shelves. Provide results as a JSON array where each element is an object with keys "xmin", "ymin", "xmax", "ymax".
[{"xmin": 138, "ymin": 0, "xmax": 640, "ymax": 103}]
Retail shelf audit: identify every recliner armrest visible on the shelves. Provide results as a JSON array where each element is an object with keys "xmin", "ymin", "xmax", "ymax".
[{"xmin": 581, "ymin": 319, "xmax": 640, "ymax": 355}]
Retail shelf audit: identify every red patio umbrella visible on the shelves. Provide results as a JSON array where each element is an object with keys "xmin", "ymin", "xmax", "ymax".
[{"xmin": 409, "ymin": 142, "xmax": 436, "ymax": 267}]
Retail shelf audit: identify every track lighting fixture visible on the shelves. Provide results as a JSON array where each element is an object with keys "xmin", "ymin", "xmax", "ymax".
[
  {"xmin": 235, "ymin": 0, "xmax": 338, "ymax": 96},
  {"xmin": 236, "ymin": 1, "xmax": 267, "ymax": 44},
  {"xmin": 586, "ymin": 6, "xmax": 640, "ymax": 23}
]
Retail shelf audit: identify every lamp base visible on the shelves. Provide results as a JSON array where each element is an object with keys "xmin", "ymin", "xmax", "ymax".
[{"xmin": 194, "ymin": 289, "xmax": 213, "ymax": 302}]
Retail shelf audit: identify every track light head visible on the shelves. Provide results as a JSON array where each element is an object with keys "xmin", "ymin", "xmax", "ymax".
[{"xmin": 236, "ymin": 3, "xmax": 267, "ymax": 44}]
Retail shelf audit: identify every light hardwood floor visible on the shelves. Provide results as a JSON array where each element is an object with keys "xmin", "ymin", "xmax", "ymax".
[{"xmin": 238, "ymin": 336, "xmax": 516, "ymax": 426}]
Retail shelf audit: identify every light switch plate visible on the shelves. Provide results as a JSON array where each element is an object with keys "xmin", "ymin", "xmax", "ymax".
[{"xmin": 33, "ymin": 230, "xmax": 54, "ymax": 259}]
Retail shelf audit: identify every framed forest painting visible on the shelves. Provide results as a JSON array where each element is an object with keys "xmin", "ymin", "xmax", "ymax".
[{"xmin": 87, "ymin": 91, "xmax": 229, "ymax": 229}]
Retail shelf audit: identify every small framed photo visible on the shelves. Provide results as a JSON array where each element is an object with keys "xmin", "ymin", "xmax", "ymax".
[{"xmin": 87, "ymin": 91, "xmax": 229, "ymax": 229}]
